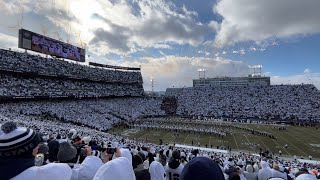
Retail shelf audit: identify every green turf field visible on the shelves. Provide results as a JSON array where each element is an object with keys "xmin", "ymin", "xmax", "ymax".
[{"xmin": 109, "ymin": 118, "xmax": 320, "ymax": 159}]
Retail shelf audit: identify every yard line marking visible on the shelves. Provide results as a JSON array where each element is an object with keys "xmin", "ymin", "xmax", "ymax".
[
  {"xmin": 254, "ymin": 124, "xmax": 291, "ymax": 156},
  {"xmin": 232, "ymin": 132, "xmax": 239, "ymax": 151},
  {"xmin": 139, "ymin": 130, "xmax": 151, "ymax": 140},
  {"xmin": 283, "ymin": 131, "xmax": 316, "ymax": 151},
  {"xmin": 183, "ymin": 133, "xmax": 190, "ymax": 144},
  {"xmin": 162, "ymin": 130, "xmax": 172, "ymax": 142},
  {"xmin": 268, "ymin": 125, "xmax": 307, "ymax": 157},
  {"xmin": 209, "ymin": 136, "xmax": 212, "ymax": 147}
]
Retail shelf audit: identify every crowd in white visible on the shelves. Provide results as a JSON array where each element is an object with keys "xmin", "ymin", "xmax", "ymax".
[
  {"xmin": 0, "ymin": 97, "xmax": 165, "ymax": 131},
  {"xmin": 0, "ymin": 73, "xmax": 143, "ymax": 97},
  {"xmin": 0, "ymin": 49, "xmax": 142, "ymax": 83},
  {"xmin": 166, "ymin": 86, "xmax": 320, "ymax": 122},
  {"xmin": 0, "ymin": 49, "xmax": 144, "ymax": 98}
]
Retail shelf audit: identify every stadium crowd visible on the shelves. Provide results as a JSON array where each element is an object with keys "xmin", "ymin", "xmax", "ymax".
[
  {"xmin": 0, "ymin": 49, "xmax": 144, "ymax": 98},
  {"xmin": 166, "ymin": 86, "xmax": 320, "ymax": 122},
  {"xmin": 0, "ymin": 49, "xmax": 142, "ymax": 83},
  {"xmin": 0, "ymin": 119, "xmax": 319, "ymax": 180},
  {"xmin": 0, "ymin": 97, "xmax": 165, "ymax": 131},
  {"xmin": 0, "ymin": 73, "xmax": 143, "ymax": 97}
]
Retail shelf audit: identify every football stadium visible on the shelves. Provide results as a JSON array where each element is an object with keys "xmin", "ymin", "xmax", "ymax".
[{"xmin": 0, "ymin": 0, "xmax": 320, "ymax": 180}]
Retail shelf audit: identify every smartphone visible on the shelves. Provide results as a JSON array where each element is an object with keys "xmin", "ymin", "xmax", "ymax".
[{"xmin": 106, "ymin": 147, "xmax": 116, "ymax": 154}]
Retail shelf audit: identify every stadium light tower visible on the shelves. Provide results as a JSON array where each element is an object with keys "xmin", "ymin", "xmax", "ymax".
[
  {"xmin": 197, "ymin": 69, "xmax": 207, "ymax": 79},
  {"xmin": 249, "ymin": 65, "xmax": 263, "ymax": 77},
  {"xmin": 151, "ymin": 78, "xmax": 154, "ymax": 92}
]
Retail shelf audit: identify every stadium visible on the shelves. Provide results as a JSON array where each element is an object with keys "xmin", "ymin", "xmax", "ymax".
[{"xmin": 1, "ymin": 1, "xmax": 320, "ymax": 180}]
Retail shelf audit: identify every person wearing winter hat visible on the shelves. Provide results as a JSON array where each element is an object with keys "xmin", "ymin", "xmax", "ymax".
[
  {"xmin": 93, "ymin": 157, "xmax": 136, "ymax": 180},
  {"xmin": 180, "ymin": 156, "xmax": 225, "ymax": 180},
  {"xmin": 165, "ymin": 150, "xmax": 184, "ymax": 180},
  {"xmin": 0, "ymin": 121, "xmax": 72, "ymax": 180},
  {"xmin": 149, "ymin": 161, "xmax": 166, "ymax": 180},
  {"xmin": 57, "ymin": 141, "xmax": 78, "ymax": 167}
]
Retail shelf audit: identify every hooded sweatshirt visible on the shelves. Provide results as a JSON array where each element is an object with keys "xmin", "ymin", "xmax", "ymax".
[
  {"xmin": 93, "ymin": 157, "xmax": 136, "ymax": 180},
  {"xmin": 120, "ymin": 148, "xmax": 133, "ymax": 165},
  {"xmin": 258, "ymin": 161, "xmax": 272, "ymax": 180},
  {"xmin": 271, "ymin": 168, "xmax": 287, "ymax": 180},
  {"xmin": 295, "ymin": 174, "xmax": 317, "ymax": 180},
  {"xmin": 11, "ymin": 163, "xmax": 72, "ymax": 180},
  {"xmin": 149, "ymin": 161, "xmax": 166, "ymax": 180},
  {"xmin": 72, "ymin": 156, "xmax": 103, "ymax": 180},
  {"xmin": 243, "ymin": 165, "xmax": 258, "ymax": 180}
]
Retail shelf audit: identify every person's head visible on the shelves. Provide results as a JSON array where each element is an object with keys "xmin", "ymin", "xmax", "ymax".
[
  {"xmin": 57, "ymin": 142, "xmax": 77, "ymax": 163},
  {"xmin": 93, "ymin": 157, "xmax": 135, "ymax": 180},
  {"xmin": 0, "ymin": 121, "xmax": 42, "ymax": 159},
  {"xmin": 38, "ymin": 143, "xmax": 49, "ymax": 155},
  {"xmin": 133, "ymin": 154, "xmax": 144, "ymax": 169},
  {"xmin": 168, "ymin": 150, "xmax": 181, "ymax": 169},
  {"xmin": 180, "ymin": 157, "xmax": 225, "ymax": 180},
  {"xmin": 149, "ymin": 161, "xmax": 166, "ymax": 180},
  {"xmin": 73, "ymin": 136, "xmax": 82, "ymax": 144}
]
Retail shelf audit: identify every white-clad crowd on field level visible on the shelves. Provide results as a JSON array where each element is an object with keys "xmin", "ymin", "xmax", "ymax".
[
  {"xmin": 166, "ymin": 86, "xmax": 320, "ymax": 122},
  {"xmin": 0, "ymin": 49, "xmax": 142, "ymax": 83},
  {"xmin": 0, "ymin": 115, "xmax": 319, "ymax": 180},
  {"xmin": 0, "ymin": 97, "xmax": 165, "ymax": 131}
]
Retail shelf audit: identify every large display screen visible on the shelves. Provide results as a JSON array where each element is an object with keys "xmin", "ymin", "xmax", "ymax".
[{"xmin": 18, "ymin": 29, "xmax": 85, "ymax": 62}]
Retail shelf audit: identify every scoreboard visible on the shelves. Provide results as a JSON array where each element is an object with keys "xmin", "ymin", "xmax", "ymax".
[{"xmin": 18, "ymin": 29, "xmax": 85, "ymax": 62}]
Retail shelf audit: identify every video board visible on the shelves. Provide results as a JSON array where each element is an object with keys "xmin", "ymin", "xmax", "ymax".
[{"xmin": 18, "ymin": 29, "xmax": 85, "ymax": 62}]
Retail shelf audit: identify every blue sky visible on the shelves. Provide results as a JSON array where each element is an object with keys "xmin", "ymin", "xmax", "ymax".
[{"xmin": 0, "ymin": 0, "xmax": 320, "ymax": 90}]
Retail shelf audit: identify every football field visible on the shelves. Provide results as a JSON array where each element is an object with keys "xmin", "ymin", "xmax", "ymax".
[{"xmin": 110, "ymin": 118, "xmax": 320, "ymax": 159}]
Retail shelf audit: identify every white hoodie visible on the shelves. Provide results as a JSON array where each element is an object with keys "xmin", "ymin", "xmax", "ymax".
[
  {"xmin": 258, "ymin": 161, "xmax": 272, "ymax": 180},
  {"xmin": 295, "ymin": 174, "xmax": 317, "ymax": 180},
  {"xmin": 72, "ymin": 156, "xmax": 103, "ymax": 180},
  {"xmin": 93, "ymin": 157, "xmax": 135, "ymax": 180},
  {"xmin": 149, "ymin": 161, "xmax": 166, "ymax": 180},
  {"xmin": 12, "ymin": 163, "xmax": 72, "ymax": 180}
]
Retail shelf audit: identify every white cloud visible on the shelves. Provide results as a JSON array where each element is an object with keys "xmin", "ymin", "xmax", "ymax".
[
  {"xmin": 304, "ymin": 68, "xmax": 312, "ymax": 74},
  {"xmin": 0, "ymin": 0, "xmax": 210, "ymax": 56},
  {"xmin": 271, "ymin": 72, "xmax": 320, "ymax": 90},
  {"xmin": 114, "ymin": 56, "xmax": 250, "ymax": 91},
  {"xmin": 0, "ymin": 33, "xmax": 18, "ymax": 49},
  {"xmin": 213, "ymin": 0, "xmax": 320, "ymax": 47}
]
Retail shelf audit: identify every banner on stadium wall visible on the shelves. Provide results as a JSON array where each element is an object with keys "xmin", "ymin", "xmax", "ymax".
[{"xmin": 18, "ymin": 29, "xmax": 85, "ymax": 62}]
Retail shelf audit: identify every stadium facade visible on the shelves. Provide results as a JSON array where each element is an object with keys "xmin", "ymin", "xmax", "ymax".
[{"xmin": 193, "ymin": 75, "xmax": 270, "ymax": 87}]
